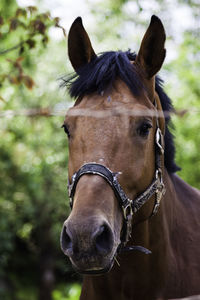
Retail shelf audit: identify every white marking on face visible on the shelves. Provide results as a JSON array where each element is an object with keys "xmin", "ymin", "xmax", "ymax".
[{"xmin": 99, "ymin": 158, "xmax": 105, "ymax": 162}]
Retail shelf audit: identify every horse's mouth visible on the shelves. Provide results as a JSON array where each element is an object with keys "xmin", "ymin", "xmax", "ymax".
[
  {"xmin": 70, "ymin": 256, "xmax": 115, "ymax": 276},
  {"xmin": 72, "ymin": 260, "xmax": 114, "ymax": 276}
]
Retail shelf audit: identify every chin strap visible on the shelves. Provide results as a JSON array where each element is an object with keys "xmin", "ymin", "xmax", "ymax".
[{"xmin": 120, "ymin": 245, "xmax": 152, "ymax": 255}]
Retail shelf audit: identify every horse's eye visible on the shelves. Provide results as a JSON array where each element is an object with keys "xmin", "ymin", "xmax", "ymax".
[
  {"xmin": 61, "ymin": 124, "xmax": 70, "ymax": 138},
  {"xmin": 137, "ymin": 122, "xmax": 152, "ymax": 137}
]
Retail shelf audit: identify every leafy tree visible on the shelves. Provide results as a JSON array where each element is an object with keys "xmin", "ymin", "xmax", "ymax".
[
  {"xmin": 166, "ymin": 32, "xmax": 200, "ymax": 188},
  {"xmin": 0, "ymin": 2, "xmax": 65, "ymax": 99},
  {"xmin": 0, "ymin": 1, "xmax": 79, "ymax": 300}
]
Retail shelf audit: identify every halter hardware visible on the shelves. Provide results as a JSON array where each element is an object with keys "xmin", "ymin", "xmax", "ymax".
[
  {"xmin": 156, "ymin": 127, "xmax": 164, "ymax": 155},
  {"xmin": 67, "ymin": 125, "xmax": 166, "ymax": 253},
  {"xmin": 122, "ymin": 199, "xmax": 133, "ymax": 220}
]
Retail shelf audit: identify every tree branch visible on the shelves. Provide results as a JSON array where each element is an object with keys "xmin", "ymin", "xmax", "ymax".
[{"xmin": 0, "ymin": 41, "xmax": 26, "ymax": 55}]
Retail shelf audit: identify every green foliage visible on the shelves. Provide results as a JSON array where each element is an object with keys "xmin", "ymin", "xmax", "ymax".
[
  {"xmin": 0, "ymin": 1, "xmax": 76, "ymax": 299},
  {"xmin": 0, "ymin": 2, "xmax": 65, "ymax": 96},
  {"xmin": 166, "ymin": 32, "xmax": 200, "ymax": 188},
  {"xmin": 53, "ymin": 283, "xmax": 81, "ymax": 300}
]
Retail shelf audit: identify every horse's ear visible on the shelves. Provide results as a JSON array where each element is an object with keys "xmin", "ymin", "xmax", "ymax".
[
  {"xmin": 136, "ymin": 15, "xmax": 166, "ymax": 78},
  {"xmin": 68, "ymin": 17, "xmax": 96, "ymax": 72}
]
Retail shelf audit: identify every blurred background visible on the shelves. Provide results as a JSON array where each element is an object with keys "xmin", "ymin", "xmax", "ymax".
[{"xmin": 0, "ymin": 0, "xmax": 199, "ymax": 299}]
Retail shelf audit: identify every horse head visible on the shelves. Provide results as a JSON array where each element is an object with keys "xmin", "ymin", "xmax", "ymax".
[{"xmin": 60, "ymin": 16, "xmax": 166, "ymax": 275}]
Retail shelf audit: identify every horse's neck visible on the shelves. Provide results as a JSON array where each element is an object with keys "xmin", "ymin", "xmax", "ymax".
[
  {"xmin": 81, "ymin": 172, "xmax": 200, "ymax": 300},
  {"xmin": 162, "ymin": 171, "xmax": 200, "ymax": 251},
  {"xmin": 156, "ymin": 171, "xmax": 200, "ymax": 298},
  {"xmin": 118, "ymin": 171, "xmax": 200, "ymax": 298}
]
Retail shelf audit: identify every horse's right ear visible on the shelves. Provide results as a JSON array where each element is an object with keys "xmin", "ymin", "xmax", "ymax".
[{"xmin": 68, "ymin": 17, "xmax": 96, "ymax": 72}]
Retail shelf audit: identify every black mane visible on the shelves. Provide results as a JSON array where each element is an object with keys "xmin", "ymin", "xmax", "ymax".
[{"xmin": 62, "ymin": 50, "xmax": 180, "ymax": 173}]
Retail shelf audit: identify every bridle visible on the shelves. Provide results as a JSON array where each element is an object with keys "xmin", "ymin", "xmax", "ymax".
[{"xmin": 67, "ymin": 113, "xmax": 166, "ymax": 253}]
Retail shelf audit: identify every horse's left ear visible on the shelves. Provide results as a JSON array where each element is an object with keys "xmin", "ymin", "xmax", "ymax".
[
  {"xmin": 136, "ymin": 15, "xmax": 166, "ymax": 79},
  {"xmin": 68, "ymin": 17, "xmax": 96, "ymax": 72}
]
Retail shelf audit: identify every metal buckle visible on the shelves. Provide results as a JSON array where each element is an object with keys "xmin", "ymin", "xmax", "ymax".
[
  {"xmin": 122, "ymin": 200, "xmax": 133, "ymax": 243},
  {"xmin": 67, "ymin": 173, "xmax": 78, "ymax": 209},
  {"xmin": 68, "ymin": 173, "xmax": 77, "ymax": 196},
  {"xmin": 69, "ymin": 197, "xmax": 73, "ymax": 209},
  {"xmin": 156, "ymin": 128, "xmax": 164, "ymax": 155},
  {"xmin": 156, "ymin": 169, "xmax": 166, "ymax": 195},
  {"xmin": 152, "ymin": 169, "xmax": 166, "ymax": 215},
  {"xmin": 122, "ymin": 199, "xmax": 133, "ymax": 220},
  {"xmin": 152, "ymin": 201, "xmax": 160, "ymax": 215}
]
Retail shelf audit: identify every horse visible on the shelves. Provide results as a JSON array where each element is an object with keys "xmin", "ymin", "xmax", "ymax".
[{"xmin": 60, "ymin": 15, "xmax": 200, "ymax": 300}]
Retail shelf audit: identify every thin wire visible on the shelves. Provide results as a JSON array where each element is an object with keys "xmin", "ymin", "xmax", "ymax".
[{"xmin": 0, "ymin": 107, "xmax": 199, "ymax": 118}]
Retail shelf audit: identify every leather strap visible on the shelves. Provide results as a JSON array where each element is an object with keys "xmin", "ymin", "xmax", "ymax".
[{"xmin": 69, "ymin": 163, "xmax": 131, "ymax": 211}]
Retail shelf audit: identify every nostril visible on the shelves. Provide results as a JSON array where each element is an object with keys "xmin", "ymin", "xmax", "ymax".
[
  {"xmin": 60, "ymin": 225, "xmax": 73, "ymax": 255},
  {"xmin": 94, "ymin": 224, "xmax": 114, "ymax": 255}
]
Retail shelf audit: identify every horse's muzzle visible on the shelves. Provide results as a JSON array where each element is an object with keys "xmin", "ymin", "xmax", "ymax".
[{"xmin": 60, "ymin": 217, "xmax": 116, "ymax": 274}]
